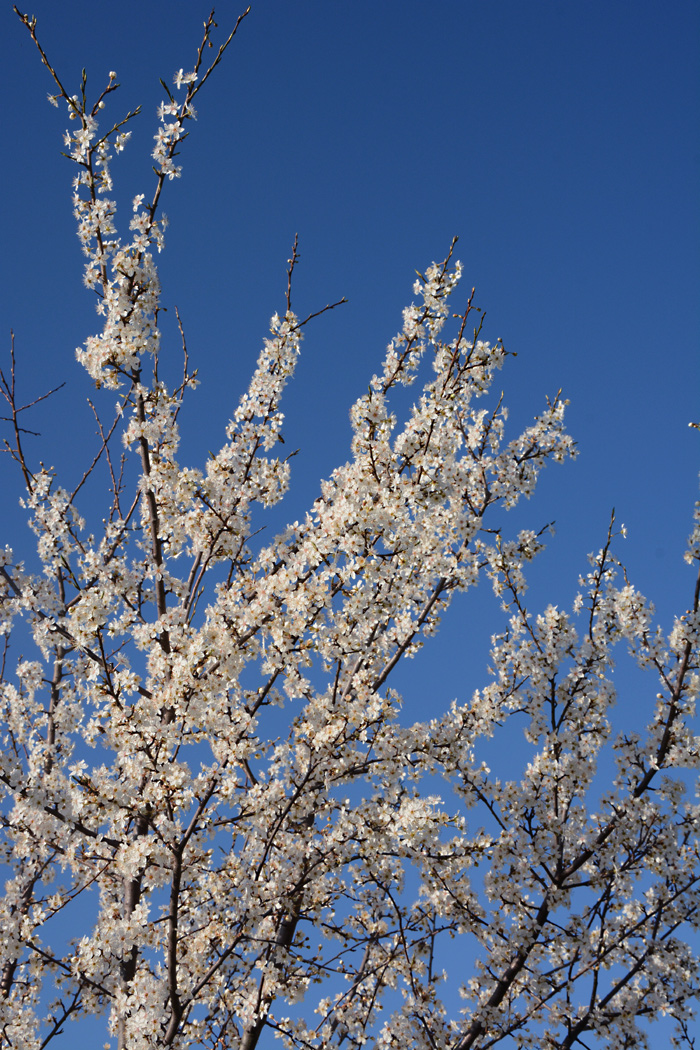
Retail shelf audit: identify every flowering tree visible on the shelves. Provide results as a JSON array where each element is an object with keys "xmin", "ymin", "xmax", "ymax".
[{"xmin": 1, "ymin": 8, "xmax": 698, "ymax": 1050}]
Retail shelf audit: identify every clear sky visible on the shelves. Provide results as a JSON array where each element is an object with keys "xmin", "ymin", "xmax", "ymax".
[
  {"xmin": 3, "ymin": 1, "xmax": 698, "ymax": 631},
  {"xmin": 1, "ymin": 1, "xmax": 699, "ymax": 1043}
]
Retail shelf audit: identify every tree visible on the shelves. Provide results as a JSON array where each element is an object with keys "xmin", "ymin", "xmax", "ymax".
[{"xmin": 1, "ymin": 7, "xmax": 698, "ymax": 1049}]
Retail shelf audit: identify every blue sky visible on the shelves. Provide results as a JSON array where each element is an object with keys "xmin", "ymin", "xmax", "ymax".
[
  {"xmin": 1, "ymin": 1, "xmax": 699, "ymax": 1043},
  {"xmin": 3, "ymin": 0, "xmax": 698, "ymax": 636}
]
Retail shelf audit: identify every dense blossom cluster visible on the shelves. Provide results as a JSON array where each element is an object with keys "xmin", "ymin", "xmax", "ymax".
[{"xmin": 1, "ymin": 10, "xmax": 698, "ymax": 1050}]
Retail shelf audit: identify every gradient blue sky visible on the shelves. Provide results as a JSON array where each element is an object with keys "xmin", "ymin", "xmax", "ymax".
[
  {"xmin": 1, "ymin": 2, "xmax": 699, "ymax": 1041},
  {"xmin": 3, "ymin": 0, "xmax": 699, "ymax": 768},
  {"xmin": 4, "ymin": 1, "xmax": 698, "ymax": 627}
]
